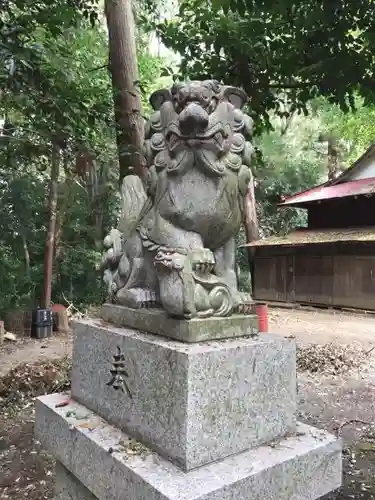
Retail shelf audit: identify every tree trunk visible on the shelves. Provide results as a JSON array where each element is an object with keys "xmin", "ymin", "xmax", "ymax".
[
  {"xmin": 87, "ymin": 153, "xmax": 104, "ymax": 250},
  {"xmin": 55, "ymin": 148, "xmax": 69, "ymax": 262},
  {"xmin": 327, "ymin": 137, "xmax": 341, "ymax": 181},
  {"xmin": 76, "ymin": 147, "xmax": 105, "ymax": 250},
  {"xmin": 41, "ymin": 142, "xmax": 60, "ymax": 309},
  {"xmin": 244, "ymin": 174, "xmax": 259, "ymax": 242},
  {"xmin": 244, "ymin": 174, "xmax": 259, "ymax": 296},
  {"xmin": 20, "ymin": 233, "xmax": 30, "ymax": 277},
  {"xmin": 104, "ymin": 0, "xmax": 145, "ymax": 184}
]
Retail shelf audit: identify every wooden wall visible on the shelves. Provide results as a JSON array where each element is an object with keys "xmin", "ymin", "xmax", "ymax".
[
  {"xmin": 307, "ymin": 196, "xmax": 375, "ymax": 229},
  {"xmin": 253, "ymin": 243, "xmax": 375, "ymax": 310}
]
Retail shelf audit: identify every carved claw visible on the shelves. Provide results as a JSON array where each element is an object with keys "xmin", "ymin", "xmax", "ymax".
[
  {"xmin": 235, "ymin": 299, "xmax": 255, "ymax": 315},
  {"xmin": 194, "ymin": 262, "xmax": 214, "ymax": 274},
  {"xmin": 140, "ymin": 290, "xmax": 158, "ymax": 308},
  {"xmin": 191, "ymin": 248, "xmax": 215, "ymax": 275}
]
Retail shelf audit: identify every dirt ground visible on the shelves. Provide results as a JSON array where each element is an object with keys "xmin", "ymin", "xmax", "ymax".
[
  {"xmin": 269, "ymin": 307, "xmax": 375, "ymax": 347},
  {"xmin": 1, "ymin": 307, "xmax": 375, "ymax": 499},
  {"xmin": 0, "ymin": 335, "xmax": 72, "ymax": 377},
  {"xmin": 1, "ymin": 307, "xmax": 374, "ymax": 373}
]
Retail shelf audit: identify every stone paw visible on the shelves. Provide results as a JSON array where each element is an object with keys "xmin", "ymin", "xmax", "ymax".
[
  {"xmin": 190, "ymin": 248, "xmax": 215, "ymax": 275},
  {"xmin": 116, "ymin": 287, "xmax": 159, "ymax": 309},
  {"xmin": 233, "ymin": 293, "xmax": 254, "ymax": 315}
]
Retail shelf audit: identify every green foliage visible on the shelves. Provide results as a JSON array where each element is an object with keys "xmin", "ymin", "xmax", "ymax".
[
  {"xmin": 152, "ymin": 0, "xmax": 375, "ymax": 129},
  {"xmin": 0, "ymin": 18, "xmax": 115, "ymax": 312},
  {"xmin": 0, "ymin": 4, "xmax": 163, "ymax": 313},
  {"xmin": 55, "ymin": 180, "xmax": 116, "ymax": 307},
  {"xmin": 0, "ymin": 0, "xmax": 100, "ymax": 91},
  {"xmin": 144, "ymin": 0, "xmax": 375, "ymax": 242},
  {"xmin": 1, "ymin": 0, "xmax": 374, "ymax": 313},
  {"xmin": 138, "ymin": 46, "xmax": 164, "ymax": 112},
  {"xmin": 236, "ymin": 108, "xmax": 327, "ymax": 275},
  {"xmin": 315, "ymin": 96, "xmax": 375, "ymax": 165},
  {"xmin": 0, "ymin": 166, "xmax": 46, "ymax": 310},
  {"xmin": 254, "ymin": 111, "xmax": 327, "ymax": 236}
]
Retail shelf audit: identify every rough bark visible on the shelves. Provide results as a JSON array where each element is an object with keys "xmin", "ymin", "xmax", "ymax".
[
  {"xmin": 244, "ymin": 174, "xmax": 260, "ymax": 295},
  {"xmin": 327, "ymin": 137, "xmax": 342, "ymax": 181},
  {"xmin": 318, "ymin": 132, "xmax": 343, "ymax": 182},
  {"xmin": 244, "ymin": 175, "xmax": 260, "ymax": 243},
  {"xmin": 87, "ymin": 153, "xmax": 104, "ymax": 250},
  {"xmin": 20, "ymin": 233, "xmax": 30, "ymax": 277},
  {"xmin": 41, "ymin": 142, "xmax": 60, "ymax": 309},
  {"xmin": 104, "ymin": 0, "xmax": 145, "ymax": 184},
  {"xmin": 76, "ymin": 147, "xmax": 104, "ymax": 250},
  {"xmin": 55, "ymin": 148, "xmax": 70, "ymax": 262}
]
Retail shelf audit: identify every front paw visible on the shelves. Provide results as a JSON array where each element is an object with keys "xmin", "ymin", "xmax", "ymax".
[
  {"xmin": 190, "ymin": 248, "xmax": 215, "ymax": 275},
  {"xmin": 233, "ymin": 292, "xmax": 254, "ymax": 315}
]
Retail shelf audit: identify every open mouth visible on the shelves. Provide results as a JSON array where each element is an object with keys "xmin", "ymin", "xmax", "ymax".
[{"xmin": 166, "ymin": 123, "xmax": 226, "ymax": 149}]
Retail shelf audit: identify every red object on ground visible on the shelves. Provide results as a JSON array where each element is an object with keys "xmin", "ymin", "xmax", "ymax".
[
  {"xmin": 255, "ymin": 303, "xmax": 268, "ymax": 332},
  {"xmin": 55, "ymin": 399, "xmax": 72, "ymax": 408},
  {"xmin": 51, "ymin": 304, "xmax": 66, "ymax": 312},
  {"xmin": 51, "ymin": 304, "xmax": 69, "ymax": 333}
]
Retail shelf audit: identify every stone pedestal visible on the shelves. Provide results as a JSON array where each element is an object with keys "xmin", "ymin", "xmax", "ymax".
[
  {"xmin": 70, "ymin": 319, "xmax": 296, "ymax": 470},
  {"xmin": 35, "ymin": 310, "xmax": 342, "ymax": 500},
  {"xmin": 100, "ymin": 303, "xmax": 259, "ymax": 342},
  {"xmin": 54, "ymin": 463, "xmax": 96, "ymax": 500}
]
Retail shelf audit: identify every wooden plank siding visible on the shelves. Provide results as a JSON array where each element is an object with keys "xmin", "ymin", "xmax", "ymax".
[
  {"xmin": 332, "ymin": 255, "xmax": 361, "ymax": 308},
  {"xmin": 294, "ymin": 255, "xmax": 333, "ymax": 305},
  {"xmin": 333, "ymin": 256, "xmax": 375, "ymax": 310},
  {"xmin": 253, "ymin": 245, "xmax": 375, "ymax": 311},
  {"xmin": 253, "ymin": 256, "xmax": 286, "ymax": 301}
]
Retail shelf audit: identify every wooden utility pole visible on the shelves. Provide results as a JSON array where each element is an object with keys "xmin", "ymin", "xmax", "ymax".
[
  {"xmin": 104, "ymin": 0, "xmax": 145, "ymax": 183},
  {"xmin": 41, "ymin": 142, "xmax": 60, "ymax": 309}
]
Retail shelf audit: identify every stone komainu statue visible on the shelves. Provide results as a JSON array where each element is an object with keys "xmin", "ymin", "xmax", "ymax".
[{"xmin": 103, "ymin": 80, "xmax": 255, "ymax": 319}]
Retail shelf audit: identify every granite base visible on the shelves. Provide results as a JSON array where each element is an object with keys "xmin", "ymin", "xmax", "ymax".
[
  {"xmin": 55, "ymin": 462, "xmax": 97, "ymax": 500},
  {"xmin": 100, "ymin": 303, "xmax": 259, "ymax": 342},
  {"xmin": 36, "ymin": 394, "xmax": 342, "ymax": 500},
  {"xmin": 71, "ymin": 319, "xmax": 296, "ymax": 470}
]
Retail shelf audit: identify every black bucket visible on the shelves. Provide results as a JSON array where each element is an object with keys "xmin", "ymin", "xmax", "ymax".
[{"xmin": 32, "ymin": 308, "xmax": 53, "ymax": 339}]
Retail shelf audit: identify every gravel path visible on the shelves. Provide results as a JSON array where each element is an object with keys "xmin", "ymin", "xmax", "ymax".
[
  {"xmin": 269, "ymin": 307, "xmax": 375, "ymax": 347},
  {"xmin": 0, "ymin": 336, "xmax": 72, "ymax": 377},
  {"xmin": 1, "ymin": 307, "xmax": 374, "ymax": 378}
]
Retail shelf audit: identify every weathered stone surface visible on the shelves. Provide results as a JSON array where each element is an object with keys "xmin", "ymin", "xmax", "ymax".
[
  {"xmin": 55, "ymin": 462, "xmax": 97, "ymax": 500},
  {"xmin": 36, "ymin": 394, "xmax": 342, "ymax": 500},
  {"xmin": 103, "ymin": 81, "xmax": 256, "ymax": 319},
  {"xmin": 100, "ymin": 303, "xmax": 258, "ymax": 342},
  {"xmin": 70, "ymin": 319, "xmax": 296, "ymax": 470}
]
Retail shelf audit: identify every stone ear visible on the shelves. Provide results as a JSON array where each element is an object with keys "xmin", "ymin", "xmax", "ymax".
[
  {"xmin": 223, "ymin": 87, "xmax": 248, "ymax": 109},
  {"xmin": 149, "ymin": 89, "xmax": 172, "ymax": 110}
]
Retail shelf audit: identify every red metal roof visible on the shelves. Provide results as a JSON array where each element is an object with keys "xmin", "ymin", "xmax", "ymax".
[{"xmin": 278, "ymin": 177, "xmax": 375, "ymax": 207}]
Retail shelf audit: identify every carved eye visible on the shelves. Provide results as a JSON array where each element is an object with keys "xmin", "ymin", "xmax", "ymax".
[
  {"xmin": 209, "ymin": 98, "xmax": 218, "ymax": 113},
  {"xmin": 201, "ymin": 87, "xmax": 210, "ymax": 100},
  {"xmin": 154, "ymin": 151, "xmax": 167, "ymax": 170},
  {"xmin": 231, "ymin": 133, "xmax": 245, "ymax": 153},
  {"xmin": 178, "ymin": 88, "xmax": 188, "ymax": 102},
  {"xmin": 151, "ymin": 132, "xmax": 165, "ymax": 151},
  {"xmin": 233, "ymin": 109, "xmax": 244, "ymax": 131}
]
